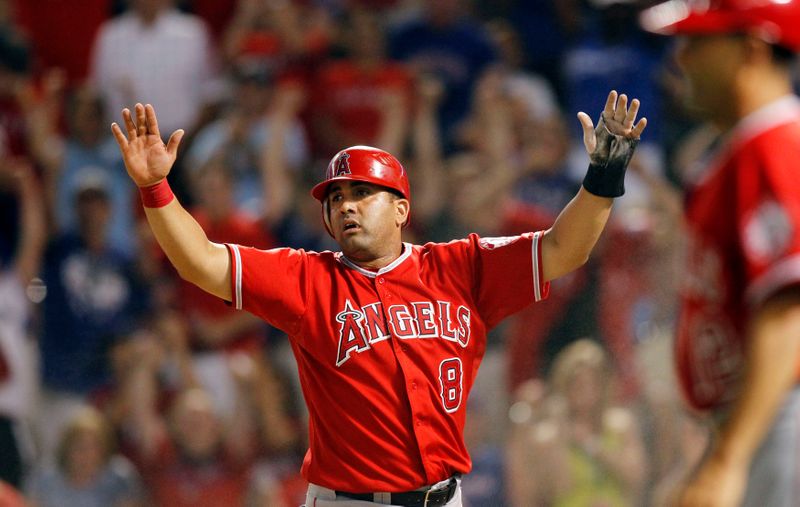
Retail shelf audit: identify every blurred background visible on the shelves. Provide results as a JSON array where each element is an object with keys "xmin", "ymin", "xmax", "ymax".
[{"xmin": 0, "ymin": 0, "xmax": 796, "ymax": 506}]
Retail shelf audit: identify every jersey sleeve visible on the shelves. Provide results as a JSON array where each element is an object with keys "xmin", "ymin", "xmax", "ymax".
[
  {"xmin": 225, "ymin": 244, "xmax": 308, "ymax": 334},
  {"xmin": 738, "ymin": 130, "xmax": 800, "ymax": 306},
  {"xmin": 461, "ymin": 231, "xmax": 550, "ymax": 328}
]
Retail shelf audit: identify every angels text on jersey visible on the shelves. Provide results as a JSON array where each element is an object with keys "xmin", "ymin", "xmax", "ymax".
[{"xmin": 335, "ymin": 298, "xmax": 471, "ymax": 367}]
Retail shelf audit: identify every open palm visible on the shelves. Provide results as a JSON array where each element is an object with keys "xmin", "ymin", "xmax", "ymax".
[
  {"xmin": 577, "ymin": 90, "xmax": 647, "ymax": 155},
  {"xmin": 111, "ymin": 103, "xmax": 184, "ymax": 187}
]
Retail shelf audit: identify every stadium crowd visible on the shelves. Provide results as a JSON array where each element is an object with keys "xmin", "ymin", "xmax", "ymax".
[{"xmin": 1, "ymin": 0, "xmax": 794, "ymax": 505}]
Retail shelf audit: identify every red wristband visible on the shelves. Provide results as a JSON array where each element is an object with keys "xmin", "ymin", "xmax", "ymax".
[{"xmin": 139, "ymin": 179, "xmax": 175, "ymax": 208}]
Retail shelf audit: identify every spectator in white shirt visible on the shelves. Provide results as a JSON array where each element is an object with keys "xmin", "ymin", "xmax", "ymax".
[{"xmin": 89, "ymin": 0, "xmax": 221, "ymax": 136}]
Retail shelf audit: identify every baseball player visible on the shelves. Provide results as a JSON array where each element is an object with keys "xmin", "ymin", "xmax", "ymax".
[
  {"xmin": 110, "ymin": 90, "xmax": 645, "ymax": 506},
  {"xmin": 640, "ymin": 1, "xmax": 800, "ymax": 506}
]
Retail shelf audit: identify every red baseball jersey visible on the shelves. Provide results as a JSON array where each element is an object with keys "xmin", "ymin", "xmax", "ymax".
[
  {"xmin": 677, "ymin": 96, "xmax": 800, "ymax": 411},
  {"xmin": 225, "ymin": 232, "xmax": 549, "ymax": 491}
]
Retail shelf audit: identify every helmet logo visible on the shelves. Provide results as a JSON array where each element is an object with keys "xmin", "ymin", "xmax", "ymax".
[{"xmin": 335, "ymin": 152, "xmax": 351, "ymax": 176}]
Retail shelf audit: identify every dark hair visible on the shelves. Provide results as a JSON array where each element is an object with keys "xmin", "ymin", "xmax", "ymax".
[{"xmin": 771, "ymin": 44, "xmax": 796, "ymax": 66}]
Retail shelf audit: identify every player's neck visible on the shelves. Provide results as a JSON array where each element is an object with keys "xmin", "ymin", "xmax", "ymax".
[
  {"xmin": 346, "ymin": 243, "xmax": 405, "ymax": 271},
  {"xmin": 728, "ymin": 67, "xmax": 794, "ymax": 129}
]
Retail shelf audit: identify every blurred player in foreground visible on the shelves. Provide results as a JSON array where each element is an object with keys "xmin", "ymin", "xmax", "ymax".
[
  {"xmin": 110, "ymin": 89, "xmax": 644, "ymax": 506},
  {"xmin": 641, "ymin": 1, "xmax": 800, "ymax": 506}
]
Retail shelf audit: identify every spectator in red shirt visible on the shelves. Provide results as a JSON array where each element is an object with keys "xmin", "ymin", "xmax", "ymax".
[
  {"xmin": 311, "ymin": 7, "xmax": 411, "ymax": 157},
  {"xmin": 14, "ymin": 0, "xmax": 111, "ymax": 85},
  {"xmin": 118, "ymin": 319, "xmax": 298, "ymax": 507},
  {"xmin": 182, "ymin": 158, "xmax": 274, "ymax": 355}
]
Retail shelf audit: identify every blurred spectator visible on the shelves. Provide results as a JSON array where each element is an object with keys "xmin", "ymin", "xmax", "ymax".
[
  {"xmin": 389, "ymin": 0, "xmax": 497, "ymax": 151},
  {"xmin": 310, "ymin": 7, "xmax": 411, "ymax": 157},
  {"xmin": 483, "ymin": 0, "xmax": 581, "ymax": 103},
  {"xmin": 401, "ymin": 73, "xmax": 448, "ymax": 241},
  {"xmin": 460, "ymin": 397, "xmax": 507, "ymax": 507},
  {"xmin": 185, "ymin": 68, "xmax": 308, "ymax": 220},
  {"xmin": 0, "ymin": 158, "xmax": 44, "ymax": 489},
  {"xmin": 484, "ymin": 19, "xmax": 560, "ymax": 125},
  {"xmin": 90, "ymin": 0, "xmax": 220, "ymax": 136},
  {"xmin": 221, "ymin": 0, "xmax": 332, "ymax": 82},
  {"xmin": 182, "ymin": 159, "xmax": 273, "ymax": 346},
  {"xmin": 560, "ymin": 0, "xmax": 664, "ymax": 143},
  {"xmin": 119, "ymin": 329, "xmax": 295, "ymax": 507},
  {"xmin": 511, "ymin": 339, "xmax": 647, "ymax": 506},
  {"xmin": 37, "ymin": 176, "xmax": 148, "ymax": 459},
  {"xmin": 179, "ymin": 159, "xmax": 274, "ymax": 415},
  {"xmin": 125, "ymin": 385, "xmax": 254, "ymax": 506},
  {"xmin": 25, "ymin": 76, "xmax": 136, "ymax": 252},
  {"xmin": 269, "ymin": 167, "xmax": 338, "ymax": 252},
  {"xmin": 186, "ymin": 0, "xmax": 237, "ymax": 44},
  {"xmin": 25, "ymin": 406, "xmax": 144, "ymax": 507},
  {"xmin": 505, "ymin": 378, "xmax": 549, "ymax": 507},
  {"xmin": 14, "ymin": 0, "xmax": 112, "ymax": 85},
  {"xmin": 0, "ymin": 0, "xmax": 31, "ymax": 162}
]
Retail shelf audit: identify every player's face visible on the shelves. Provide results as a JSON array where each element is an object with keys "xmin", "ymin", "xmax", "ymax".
[
  {"xmin": 675, "ymin": 34, "xmax": 743, "ymax": 124},
  {"xmin": 327, "ymin": 181, "xmax": 409, "ymax": 261}
]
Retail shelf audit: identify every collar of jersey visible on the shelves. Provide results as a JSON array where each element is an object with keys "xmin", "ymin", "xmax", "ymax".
[
  {"xmin": 336, "ymin": 242, "xmax": 413, "ymax": 278},
  {"xmin": 695, "ymin": 94, "xmax": 800, "ymax": 186}
]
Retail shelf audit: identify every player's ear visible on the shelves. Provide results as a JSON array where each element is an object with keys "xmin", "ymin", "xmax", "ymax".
[{"xmin": 394, "ymin": 198, "xmax": 410, "ymax": 227}]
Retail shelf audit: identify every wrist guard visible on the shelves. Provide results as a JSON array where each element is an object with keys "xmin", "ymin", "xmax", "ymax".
[
  {"xmin": 581, "ymin": 117, "xmax": 639, "ymax": 198},
  {"xmin": 139, "ymin": 178, "xmax": 175, "ymax": 208}
]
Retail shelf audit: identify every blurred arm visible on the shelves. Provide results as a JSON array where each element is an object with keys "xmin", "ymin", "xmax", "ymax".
[{"xmin": 11, "ymin": 160, "xmax": 46, "ymax": 285}]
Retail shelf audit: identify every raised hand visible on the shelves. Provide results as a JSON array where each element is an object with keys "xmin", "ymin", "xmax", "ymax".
[
  {"xmin": 111, "ymin": 103, "xmax": 184, "ymax": 188},
  {"xmin": 577, "ymin": 90, "xmax": 647, "ymax": 155}
]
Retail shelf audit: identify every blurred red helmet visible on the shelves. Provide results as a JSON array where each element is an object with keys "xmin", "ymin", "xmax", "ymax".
[
  {"xmin": 311, "ymin": 146, "xmax": 411, "ymax": 235},
  {"xmin": 640, "ymin": 0, "xmax": 800, "ymax": 52}
]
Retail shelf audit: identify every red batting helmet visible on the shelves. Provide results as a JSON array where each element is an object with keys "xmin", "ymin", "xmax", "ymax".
[
  {"xmin": 311, "ymin": 146, "xmax": 411, "ymax": 235},
  {"xmin": 640, "ymin": 0, "xmax": 800, "ymax": 52}
]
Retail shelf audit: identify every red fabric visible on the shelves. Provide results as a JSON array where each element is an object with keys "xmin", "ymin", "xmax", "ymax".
[
  {"xmin": 187, "ymin": 0, "xmax": 237, "ymax": 42},
  {"xmin": 238, "ymin": 33, "xmax": 282, "ymax": 58},
  {"xmin": 180, "ymin": 210, "xmax": 274, "ymax": 352},
  {"xmin": 224, "ymin": 233, "xmax": 548, "ymax": 491},
  {"xmin": 312, "ymin": 60, "xmax": 411, "ymax": 152},
  {"xmin": 133, "ymin": 438, "xmax": 251, "ymax": 507},
  {"xmin": 0, "ymin": 98, "xmax": 30, "ymax": 158},
  {"xmin": 0, "ymin": 346, "xmax": 8, "ymax": 383},
  {"xmin": 139, "ymin": 179, "xmax": 175, "ymax": 209},
  {"xmin": 677, "ymin": 99, "xmax": 800, "ymax": 411},
  {"xmin": 14, "ymin": 0, "xmax": 111, "ymax": 84}
]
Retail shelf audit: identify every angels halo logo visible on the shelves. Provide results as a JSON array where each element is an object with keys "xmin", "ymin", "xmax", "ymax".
[{"xmin": 335, "ymin": 153, "xmax": 351, "ymax": 176}]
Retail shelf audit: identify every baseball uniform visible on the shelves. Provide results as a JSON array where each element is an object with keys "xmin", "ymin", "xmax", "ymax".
[
  {"xmin": 225, "ymin": 231, "xmax": 549, "ymax": 493},
  {"xmin": 676, "ymin": 95, "xmax": 800, "ymax": 506}
]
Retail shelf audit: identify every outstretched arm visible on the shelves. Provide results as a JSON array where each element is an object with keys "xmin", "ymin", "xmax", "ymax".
[
  {"xmin": 541, "ymin": 91, "xmax": 646, "ymax": 281},
  {"xmin": 111, "ymin": 103, "xmax": 231, "ymax": 301}
]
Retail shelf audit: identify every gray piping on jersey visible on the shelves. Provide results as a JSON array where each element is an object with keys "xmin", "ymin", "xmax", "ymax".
[
  {"xmin": 336, "ymin": 242, "xmax": 413, "ymax": 278},
  {"xmin": 231, "ymin": 244, "xmax": 243, "ymax": 310},
  {"xmin": 532, "ymin": 231, "xmax": 543, "ymax": 302}
]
